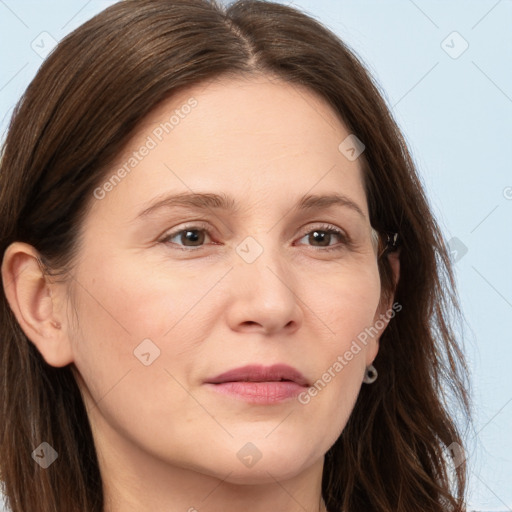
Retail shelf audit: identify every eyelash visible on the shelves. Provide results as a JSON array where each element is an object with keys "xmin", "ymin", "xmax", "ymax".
[{"xmin": 159, "ymin": 222, "xmax": 352, "ymax": 253}]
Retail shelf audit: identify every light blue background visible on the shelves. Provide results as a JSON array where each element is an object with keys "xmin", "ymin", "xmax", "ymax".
[{"xmin": 1, "ymin": 1, "xmax": 511, "ymax": 511}]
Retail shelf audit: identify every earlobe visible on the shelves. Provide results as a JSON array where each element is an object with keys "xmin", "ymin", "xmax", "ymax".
[{"xmin": 1, "ymin": 242, "xmax": 74, "ymax": 368}]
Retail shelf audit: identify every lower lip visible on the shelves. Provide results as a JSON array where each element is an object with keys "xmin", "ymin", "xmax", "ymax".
[{"xmin": 205, "ymin": 381, "xmax": 306, "ymax": 404}]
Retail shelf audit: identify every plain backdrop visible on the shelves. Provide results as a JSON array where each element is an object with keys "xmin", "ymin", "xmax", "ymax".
[{"xmin": 0, "ymin": 1, "xmax": 511, "ymax": 511}]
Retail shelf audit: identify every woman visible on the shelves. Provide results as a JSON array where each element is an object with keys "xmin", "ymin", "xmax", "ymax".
[{"xmin": 0, "ymin": 1, "xmax": 472, "ymax": 511}]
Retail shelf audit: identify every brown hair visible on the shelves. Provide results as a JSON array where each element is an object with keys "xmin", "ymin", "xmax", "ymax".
[{"xmin": 0, "ymin": 1, "xmax": 472, "ymax": 511}]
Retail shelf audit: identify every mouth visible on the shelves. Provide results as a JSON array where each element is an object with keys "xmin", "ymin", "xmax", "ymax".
[{"xmin": 204, "ymin": 364, "xmax": 309, "ymax": 404}]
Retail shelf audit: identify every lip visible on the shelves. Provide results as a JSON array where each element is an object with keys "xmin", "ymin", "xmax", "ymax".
[{"xmin": 204, "ymin": 364, "xmax": 309, "ymax": 404}]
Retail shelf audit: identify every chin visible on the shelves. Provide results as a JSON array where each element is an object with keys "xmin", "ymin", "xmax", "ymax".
[
  {"xmin": 211, "ymin": 462, "xmax": 309, "ymax": 486},
  {"xmin": 192, "ymin": 444, "xmax": 319, "ymax": 485}
]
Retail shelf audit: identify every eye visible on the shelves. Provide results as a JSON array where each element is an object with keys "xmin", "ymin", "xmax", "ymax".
[
  {"xmin": 295, "ymin": 224, "xmax": 350, "ymax": 251},
  {"xmin": 160, "ymin": 224, "xmax": 213, "ymax": 249},
  {"xmin": 159, "ymin": 222, "xmax": 351, "ymax": 252}
]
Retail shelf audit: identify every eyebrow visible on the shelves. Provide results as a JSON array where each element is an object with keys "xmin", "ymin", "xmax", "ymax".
[{"xmin": 136, "ymin": 191, "xmax": 366, "ymax": 220}]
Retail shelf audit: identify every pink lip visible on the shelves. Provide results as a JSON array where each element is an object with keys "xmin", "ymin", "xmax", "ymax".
[{"xmin": 204, "ymin": 364, "xmax": 309, "ymax": 404}]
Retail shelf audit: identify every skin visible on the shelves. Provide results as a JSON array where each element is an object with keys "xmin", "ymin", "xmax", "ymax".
[{"xmin": 2, "ymin": 74, "xmax": 399, "ymax": 512}]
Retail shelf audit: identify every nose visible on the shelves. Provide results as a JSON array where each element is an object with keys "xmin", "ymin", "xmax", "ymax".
[{"xmin": 224, "ymin": 239, "xmax": 303, "ymax": 336}]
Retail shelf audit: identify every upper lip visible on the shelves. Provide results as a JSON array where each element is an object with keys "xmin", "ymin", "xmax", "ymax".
[{"xmin": 205, "ymin": 364, "xmax": 309, "ymax": 387}]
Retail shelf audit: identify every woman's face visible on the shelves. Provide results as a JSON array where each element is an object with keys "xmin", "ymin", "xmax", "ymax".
[{"xmin": 65, "ymin": 75, "xmax": 393, "ymax": 484}]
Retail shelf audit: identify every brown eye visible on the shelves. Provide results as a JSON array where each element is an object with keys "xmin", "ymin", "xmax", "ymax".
[
  {"xmin": 296, "ymin": 224, "xmax": 348, "ymax": 251},
  {"xmin": 161, "ymin": 226, "xmax": 211, "ymax": 248},
  {"xmin": 179, "ymin": 230, "xmax": 205, "ymax": 246},
  {"xmin": 308, "ymin": 230, "xmax": 335, "ymax": 247}
]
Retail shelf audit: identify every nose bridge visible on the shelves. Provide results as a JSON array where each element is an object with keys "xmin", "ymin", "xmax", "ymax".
[
  {"xmin": 228, "ymin": 231, "xmax": 301, "ymax": 333},
  {"xmin": 235, "ymin": 231, "xmax": 292, "ymax": 287}
]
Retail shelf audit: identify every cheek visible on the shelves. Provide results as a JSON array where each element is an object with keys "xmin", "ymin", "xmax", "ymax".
[
  {"xmin": 67, "ymin": 256, "xmax": 222, "ymax": 392},
  {"xmin": 71, "ymin": 255, "xmax": 211, "ymax": 339},
  {"xmin": 294, "ymin": 262, "xmax": 381, "ymax": 429},
  {"xmin": 307, "ymin": 259, "xmax": 382, "ymax": 339},
  {"xmin": 67, "ymin": 259, "xmax": 211, "ymax": 447}
]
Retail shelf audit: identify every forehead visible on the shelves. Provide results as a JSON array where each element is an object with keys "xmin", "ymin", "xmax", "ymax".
[{"xmin": 89, "ymin": 74, "xmax": 368, "ymax": 220}]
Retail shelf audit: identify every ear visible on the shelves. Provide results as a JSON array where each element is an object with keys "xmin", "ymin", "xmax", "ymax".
[
  {"xmin": 387, "ymin": 247, "xmax": 400, "ymax": 290},
  {"xmin": 367, "ymin": 247, "xmax": 401, "ymax": 365},
  {"xmin": 1, "ymin": 242, "xmax": 74, "ymax": 367}
]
